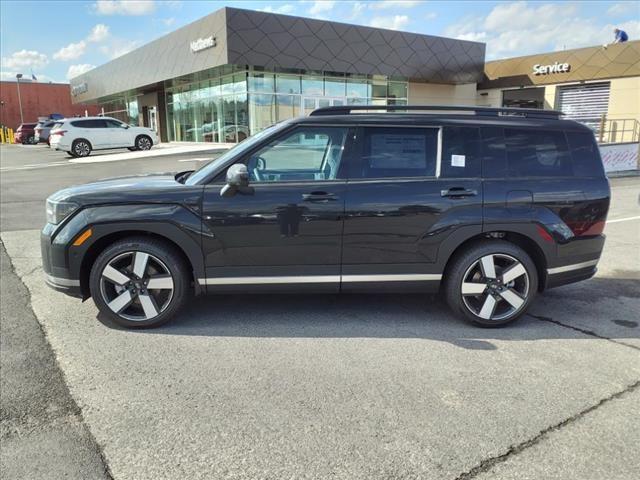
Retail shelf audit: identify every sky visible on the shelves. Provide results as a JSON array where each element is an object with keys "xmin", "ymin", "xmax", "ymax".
[{"xmin": 1, "ymin": 0, "xmax": 638, "ymax": 83}]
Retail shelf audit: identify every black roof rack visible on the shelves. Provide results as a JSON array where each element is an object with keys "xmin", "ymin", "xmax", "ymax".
[{"xmin": 309, "ymin": 104, "xmax": 563, "ymax": 119}]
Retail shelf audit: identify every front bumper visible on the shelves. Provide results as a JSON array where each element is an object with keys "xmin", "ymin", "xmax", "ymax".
[{"xmin": 41, "ymin": 221, "xmax": 84, "ymax": 298}]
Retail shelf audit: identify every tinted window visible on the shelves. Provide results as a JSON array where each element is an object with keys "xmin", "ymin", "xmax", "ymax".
[
  {"xmin": 71, "ymin": 119, "xmax": 107, "ymax": 128},
  {"xmin": 566, "ymin": 131, "xmax": 604, "ymax": 177},
  {"xmin": 441, "ymin": 126, "xmax": 482, "ymax": 178},
  {"xmin": 505, "ymin": 128, "xmax": 572, "ymax": 177},
  {"xmin": 358, "ymin": 127, "xmax": 437, "ymax": 178},
  {"xmin": 480, "ymin": 127, "xmax": 508, "ymax": 177},
  {"xmin": 105, "ymin": 119, "xmax": 125, "ymax": 128},
  {"xmin": 245, "ymin": 127, "xmax": 348, "ymax": 182}
]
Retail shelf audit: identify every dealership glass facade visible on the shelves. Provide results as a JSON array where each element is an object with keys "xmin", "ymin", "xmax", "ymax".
[
  {"xmin": 97, "ymin": 94, "xmax": 140, "ymax": 126},
  {"xmin": 164, "ymin": 65, "xmax": 408, "ymax": 143}
]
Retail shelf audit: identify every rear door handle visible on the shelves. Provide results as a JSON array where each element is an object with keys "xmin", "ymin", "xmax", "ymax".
[
  {"xmin": 302, "ymin": 191, "xmax": 337, "ymax": 202},
  {"xmin": 441, "ymin": 187, "xmax": 478, "ymax": 198}
]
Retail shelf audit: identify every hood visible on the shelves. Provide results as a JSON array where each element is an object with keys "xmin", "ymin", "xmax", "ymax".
[{"xmin": 49, "ymin": 172, "xmax": 199, "ymax": 207}]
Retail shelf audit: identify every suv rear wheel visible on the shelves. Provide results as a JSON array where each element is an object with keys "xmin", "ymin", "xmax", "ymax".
[
  {"xmin": 71, "ymin": 139, "xmax": 92, "ymax": 158},
  {"xmin": 89, "ymin": 237, "xmax": 190, "ymax": 328},
  {"xmin": 445, "ymin": 241, "xmax": 538, "ymax": 327}
]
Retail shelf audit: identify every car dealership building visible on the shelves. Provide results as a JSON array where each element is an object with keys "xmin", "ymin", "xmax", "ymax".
[
  {"xmin": 69, "ymin": 7, "xmax": 485, "ymax": 143},
  {"xmin": 69, "ymin": 7, "xmax": 639, "ymax": 150}
]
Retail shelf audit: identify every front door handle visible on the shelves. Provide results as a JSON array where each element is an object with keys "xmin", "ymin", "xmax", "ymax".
[
  {"xmin": 441, "ymin": 187, "xmax": 478, "ymax": 198},
  {"xmin": 302, "ymin": 191, "xmax": 337, "ymax": 202}
]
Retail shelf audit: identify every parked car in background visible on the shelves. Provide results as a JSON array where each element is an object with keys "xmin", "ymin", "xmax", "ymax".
[
  {"xmin": 49, "ymin": 116, "xmax": 158, "ymax": 157},
  {"xmin": 41, "ymin": 105, "xmax": 610, "ymax": 329},
  {"xmin": 34, "ymin": 120, "xmax": 58, "ymax": 144},
  {"xmin": 15, "ymin": 123, "xmax": 38, "ymax": 144}
]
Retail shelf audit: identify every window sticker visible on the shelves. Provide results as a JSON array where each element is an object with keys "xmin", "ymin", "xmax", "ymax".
[
  {"xmin": 370, "ymin": 134, "xmax": 426, "ymax": 169},
  {"xmin": 451, "ymin": 154, "xmax": 465, "ymax": 167}
]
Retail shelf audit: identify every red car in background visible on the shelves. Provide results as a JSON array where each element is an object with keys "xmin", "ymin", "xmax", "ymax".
[{"xmin": 14, "ymin": 123, "xmax": 38, "ymax": 144}]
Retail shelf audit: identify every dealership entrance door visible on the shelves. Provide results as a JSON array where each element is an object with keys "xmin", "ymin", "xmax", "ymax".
[{"xmin": 302, "ymin": 97, "xmax": 346, "ymax": 116}]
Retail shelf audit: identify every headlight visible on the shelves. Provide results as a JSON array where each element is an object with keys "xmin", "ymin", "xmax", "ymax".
[{"xmin": 46, "ymin": 199, "xmax": 79, "ymax": 225}]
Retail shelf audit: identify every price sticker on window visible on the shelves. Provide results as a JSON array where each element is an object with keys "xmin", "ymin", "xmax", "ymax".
[{"xmin": 451, "ymin": 154, "xmax": 466, "ymax": 167}]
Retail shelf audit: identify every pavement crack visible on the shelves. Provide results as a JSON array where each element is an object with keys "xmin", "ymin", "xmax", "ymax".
[
  {"xmin": 455, "ymin": 379, "xmax": 640, "ymax": 479},
  {"xmin": 528, "ymin": 313, "xmax": 640, "ymax": 351}
]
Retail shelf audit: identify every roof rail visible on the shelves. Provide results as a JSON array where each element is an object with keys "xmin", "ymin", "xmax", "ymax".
[{"xmin": 309, "ymin": 104, "xmax": 563, "ymax": 119}]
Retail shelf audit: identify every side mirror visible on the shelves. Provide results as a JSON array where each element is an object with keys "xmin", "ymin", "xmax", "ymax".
[{"xmin": 220, "ymin": 164, "xmax": 252, "ymax": 197}]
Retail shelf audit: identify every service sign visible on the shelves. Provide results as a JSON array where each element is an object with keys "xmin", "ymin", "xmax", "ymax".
[
  {"xmin": 190, "ymin": 36, "xmax": 216, "ymax": 53},
  {"xmin": 533, "ymin": 62, "xmax": 571, "ymax": 75}
]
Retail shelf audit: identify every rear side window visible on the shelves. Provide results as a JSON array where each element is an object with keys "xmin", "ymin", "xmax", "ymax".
[
  {"xmin": 71, "ymin": 119, "xmax": 107, "ymax": 128},
  {"xmin": 505, "ymin": 128, "xmax": 572, "ymax": 177},
  {"xmin": 358, "ymin": 127, "xmax": 438, "ymax": 178},
  {"xmin": 566, "ymin": 131, "xmax": 604, "ymax": 177},
  {"xmin": 441, "ymin": 126, "xmax": 482, "ymax": 178}
]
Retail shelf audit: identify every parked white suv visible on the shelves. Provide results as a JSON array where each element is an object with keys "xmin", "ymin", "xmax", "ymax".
[{"xmin": 49, "ymin": 117, "xmax": 158, "ymax": 157}]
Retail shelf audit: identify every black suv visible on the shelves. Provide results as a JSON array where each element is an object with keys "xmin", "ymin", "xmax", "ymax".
[{"xmin": 42, "ymin": 105, "xmax": 610, "ymax": 328}]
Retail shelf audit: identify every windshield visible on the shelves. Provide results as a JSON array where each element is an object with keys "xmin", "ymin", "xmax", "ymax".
[{"xmin": 185, "ymin": 122, "xmax": 289, "ymax": 185}]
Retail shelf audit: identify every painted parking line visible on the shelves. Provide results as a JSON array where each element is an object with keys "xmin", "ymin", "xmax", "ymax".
[
  {"xmin": 0, "ymin": 162, "xmax": 77, "ymax": 172},
  {"xmin": 607, "ymin": 216, "xmax": 640, "ymax": 224}
]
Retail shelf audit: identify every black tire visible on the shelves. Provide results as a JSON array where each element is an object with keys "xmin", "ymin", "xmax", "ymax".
[
  {"xmin": 135, "ymin": 135, "xmax": 152, "ymax": 151},
  {"xmin": 127, "ymin": 146, "xmax": 138, "ymax": 151},
  {"xmin": 89, "ymin": 237, "xmax": 191, "ymax": 328},
  {"xmin": 444, "ymin": 240, "xmax": 538, "ymax": 327},
  {"xmin": 71, "ymin": 139, "xmax": 92, "ymax": 157}
]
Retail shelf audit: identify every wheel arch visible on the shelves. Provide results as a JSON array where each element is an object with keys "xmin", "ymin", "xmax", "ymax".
[
  {"xmin": 78, "ymin": 228, "xmax": 201, "ymax": 299},
  {"xmin": 72, "ymin": 137, "xmax": 93, "ymax": 149},
  {"xmin": 440, "ymin": 229, "xmax": 549, "ymax": 291}
]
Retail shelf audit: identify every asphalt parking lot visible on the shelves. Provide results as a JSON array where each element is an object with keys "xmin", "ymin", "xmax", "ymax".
[{"xmin": 1, "ymin": 143, "xmax": 639, "ymax": 479}]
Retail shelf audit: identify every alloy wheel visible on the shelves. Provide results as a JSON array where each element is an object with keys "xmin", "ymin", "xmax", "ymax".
[
  {"xmin": 74, "ymin": 141, "xmax": 90, "ymax": 157},
  {"xmin": 99, "ymin": 251, "xmax": 174, "ymax": 321},
  {"xmin": 137, "ymin": 137, "xmax": 152, "ymax": 150},
  {"xmin": 460, "ymin": 253, "xmax": 529, "ymax": 321}
]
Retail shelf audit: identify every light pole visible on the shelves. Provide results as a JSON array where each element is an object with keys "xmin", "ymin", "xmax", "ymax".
[{"xmin": 15, "ymin": 73, "xmax": 24, "ymax": 124}]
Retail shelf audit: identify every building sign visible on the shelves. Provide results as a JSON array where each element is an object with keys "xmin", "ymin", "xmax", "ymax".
[
  {"xmin": 190, "ymin": 36, "xmax": 216, "ymax": 53},
  {"xmin": 71, "ymin": 82, "xmax": 88, "ymax": 96},
  {"xmin": 533, "ymin": 62, "xmax": 571, "ymax": 75}
]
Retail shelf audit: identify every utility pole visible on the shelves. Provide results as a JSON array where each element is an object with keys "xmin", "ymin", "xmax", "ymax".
[{"xmin": 15, "ymin": 73, "xmax": 24, "ymax": 124}]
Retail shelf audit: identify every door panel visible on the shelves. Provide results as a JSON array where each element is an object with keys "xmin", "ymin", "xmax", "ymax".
[
  {"xmin": 199, "ymin": 126, "xmax": 354, "ymax": 292},
  {"xmin": 341, "ymin": 125, "xmax": 483, "ymax": 291}
]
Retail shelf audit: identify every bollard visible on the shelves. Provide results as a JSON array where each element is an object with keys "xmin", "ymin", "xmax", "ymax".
[
  {"xmin": 0, "ymin": 128, "xmax": 5, "ymax": 144},
  {"xmin": 9, "ymin": 128, "xmax": 15, "ymax": 144}
]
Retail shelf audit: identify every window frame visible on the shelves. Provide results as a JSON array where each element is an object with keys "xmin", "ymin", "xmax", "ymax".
[
  {"xmin": 209, "ymin": 124, "xmax": 356, "ymax": 185},
  {"xmin": 347, "ymin": 125, "xmax": 443, "ymax": 182}
]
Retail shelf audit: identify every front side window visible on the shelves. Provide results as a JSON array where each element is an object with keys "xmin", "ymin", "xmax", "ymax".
[
  {"xmin": 245, "ymin": 127, "xmax": 349, "ymax": 183},
  {"xmin": 105, "ymin": 119, "xmax": 126, "ymax": 128},
  {"xmin": 357, "ymin": 127, "xmax": 438, "ymax": 179}
]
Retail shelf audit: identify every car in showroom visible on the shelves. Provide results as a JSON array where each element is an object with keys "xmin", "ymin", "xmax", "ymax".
[
  {"xmin": 41, "ymin": 105, "xmax": 610, "ymax": 329},
  {"xmin": 34, "ymin": 119, "xmax": 58, "ymax": 144},
  {"xmin": 49, "ymin": 116, "xmax": 158, "ymax": 157},
  {"xmin": 14, "ymin": 122, "xmax": 38, "ymax": 144}
]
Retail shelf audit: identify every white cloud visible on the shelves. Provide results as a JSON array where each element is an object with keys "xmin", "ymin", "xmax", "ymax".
[
  {"xmin": 308, "ymin": 1, "xmax": 335, "ymax": 15},
  {"xmin": 607, "ymin": 2, "xmax": 638, "ymax": 17},
  {"xmin": 161, "ymin": 17, "xmax": 175, "ymax": 26},
  {"xmin": 259, "ymin": 4, "xmax": 295, "ymax": 14},
  {"xmin": 424, "ymin": 11, "xmax": 437, "ymax": 20},
  {"xmin": 67, "ymin": 63, "xmax": 95, "ymax": 79},
  {"xmin": 100, "ymin": 39, "xmax": 141, "ymax": 59},
  {"xmin": 87, "ymin": 23, "xmax": 110, "ymax": 42},
  {"xmin": 369, "ymin": 14, "xmax": 409, "ymax": 30},
  {"xmin": 93, "ymin": 0, "xmax": 156, "ymax": 16},
  {"xmin": 349, "ymin": 1, "xmax": 367, "ymax": 20},
  {"xmin": 370, "ymin": 0, "xmax": 422, "ymax": 9},
  {"xmin": 1, "ymin": 50, "xmax": 49, "ymax": 70},
  {"xmin": 53, "ymin": 41, "xmax": 87, "ymax": 61},
  {"xmin": 444, "ymin": 1, "xmax": 640, "ymax": 59}
]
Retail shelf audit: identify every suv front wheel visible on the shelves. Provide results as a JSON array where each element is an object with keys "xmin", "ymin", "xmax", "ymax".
[
  {"xmin": 89, "ymin": 237, "xmax": 190, "ymax": 328},
  {"xmin": 135, "ymin": 135, "xmax": 152, "ymax": 151},
  {"xmin": 445, "ymin": 241, "xmax": 538, "ymax": 327}
]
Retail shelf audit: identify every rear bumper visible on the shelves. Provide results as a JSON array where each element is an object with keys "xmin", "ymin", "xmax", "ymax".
[{"xmin": 545, "ymin": 234, "xmax": 605, "ymax": 289}]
